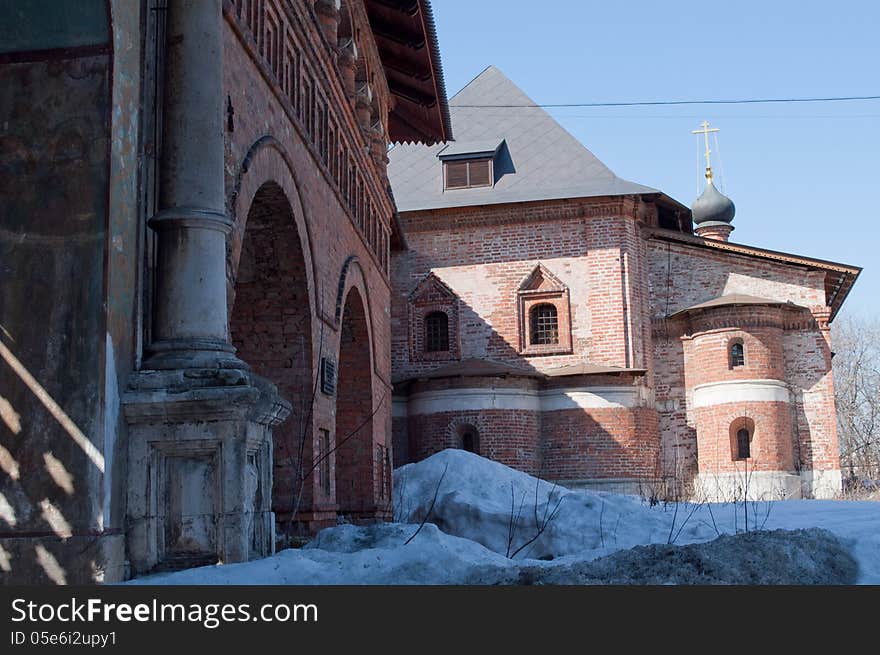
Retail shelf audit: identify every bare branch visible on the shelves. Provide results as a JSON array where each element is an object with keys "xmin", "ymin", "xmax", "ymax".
[{"xmin": 405, "ymin": 463, "xmax": 448, "ymax": 545}]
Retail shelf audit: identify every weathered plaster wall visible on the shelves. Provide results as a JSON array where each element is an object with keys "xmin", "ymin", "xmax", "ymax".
[
  {"xmin": 0, "ymin": 0, "xmax": 142, "ymax": 584},
  {"xmin": 0, "ymin": 41, "xmax": 111, "ymax": 584}
]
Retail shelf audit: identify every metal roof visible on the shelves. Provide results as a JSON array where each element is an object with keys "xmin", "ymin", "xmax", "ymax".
[
  {"xmin": 668, "ymin": 293, "xmax": 805, "ymax": 318},
  {"xmin": 544, "ymin": 363, "xmax": 647, "ymax": 377},
  {"xmin": 437, "ymin": 139, "xmax": 504, "ymax": 160},
  {"xmin": 388, "ymin": 65, "xmax": 659, "ymax": 212},
  {"xmin": 392, "ymin": 358, "xmax": 543, "ymax": 384}
]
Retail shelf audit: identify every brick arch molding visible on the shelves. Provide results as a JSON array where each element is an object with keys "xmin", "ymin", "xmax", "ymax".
[
  {"xmin": 228, "ymin": 135, "xmax": 319, "ymax": 323},
  {"xmin": 335, "ymin": 257, "xmax": 376, "ymax": 375}
]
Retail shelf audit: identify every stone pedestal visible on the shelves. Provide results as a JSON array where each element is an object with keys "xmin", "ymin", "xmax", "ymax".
[{"xmin": 123, "ymin": 369, "xmax": 290, "ymax": 575}]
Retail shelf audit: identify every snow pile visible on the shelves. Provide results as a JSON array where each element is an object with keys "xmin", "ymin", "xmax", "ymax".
[
  {"xmin": 393, "ymin": 449, "xmax": 715, "ymax": 560},
  {"xmin": 484, "ymin": 528, "xmax": 857, "ymax": 585},
  {"xmin": 127, "ymin": 450, "xmax": 879, "ymax": 585},
  {"xmin": 684, "ymin": 500, "xmax": 880, "ymax": 584},
  {"xmin": 129, "ymin": 523, "xmax": 511, "ymax": 585}
]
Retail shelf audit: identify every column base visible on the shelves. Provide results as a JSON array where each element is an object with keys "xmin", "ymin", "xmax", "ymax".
[
  {"xmin": 143, "ymin": 337, "xmax": 249, "ymax": 371},
  {"xmin": 123, "ymin": 368, "xmax": 291, "ymax": 577}
]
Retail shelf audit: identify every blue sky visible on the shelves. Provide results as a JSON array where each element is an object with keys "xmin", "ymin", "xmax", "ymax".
[{"xmin": 430, "ymin": 0, "xmax": 878, "ymax": 319}]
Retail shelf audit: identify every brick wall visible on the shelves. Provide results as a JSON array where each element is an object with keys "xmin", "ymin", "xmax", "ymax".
[
  {"xmin": 222, "ymin": 6, "xmax": 393, "ymax": 528},
  {"xmin": 390, "ymin": 191, "xmax": 843, "ymax": 496},
  {"xmin": 542, "ymin": 407, "xmax": 659, "ymax": 480},
  {"xmin": 229, "ymin": 181, "xmax": 316, "ymax": 518},
  {"xmin": 406, "ymin": 410, "xmax": 543, "ymax": 475},
  {"xmin": 392, "ymin": 196, "xmax": 650, "ymax": 380},
  {"xmin": 650, "ymin": 235, "xmax": 842, "ymax": 490},
  {"xmin": 693, "ymin": 402, "xmax": 794, "ymax": 473},
  {"xmin": 647, "ymin": 237, "xmax": 827, "ymax": 318}
]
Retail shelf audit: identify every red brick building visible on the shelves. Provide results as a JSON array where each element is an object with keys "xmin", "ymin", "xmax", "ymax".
[{"xmin": 389, "ymin": 66, "xmax": 860, "ymax": 501}]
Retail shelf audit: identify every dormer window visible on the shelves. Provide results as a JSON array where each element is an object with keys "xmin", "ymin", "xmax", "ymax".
[
  {"xmin": 444, "ymin": 158, "xmax": 492, "ymax": 189},
  {"xmin": 438, "ymin": 139, "xmax": 504, "ymax": 191}
]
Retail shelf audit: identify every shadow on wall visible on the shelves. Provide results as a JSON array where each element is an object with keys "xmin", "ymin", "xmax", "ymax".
[
  {"xmin": 0, "ymin": 15, "xmax": 117, "ymax": 583},
  {"xmin": 392, "ymin": 279, "xmax": 657, "ymax": 484},
  {"xmin": 0, "ymin": 334, "xmax": 114, "ymax": 584}
]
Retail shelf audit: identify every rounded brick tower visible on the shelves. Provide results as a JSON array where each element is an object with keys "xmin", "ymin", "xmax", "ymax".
[{"xmin": 681, "ymin": 301, "xmax": 802, "ymax": 500}]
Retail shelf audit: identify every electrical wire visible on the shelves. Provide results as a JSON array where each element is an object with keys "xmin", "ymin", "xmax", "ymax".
[{"xmin": 453, "ymin": 94, "xmax": 880, "ymax": 108}]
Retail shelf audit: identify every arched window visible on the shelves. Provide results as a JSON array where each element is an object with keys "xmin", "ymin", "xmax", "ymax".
[
  {"xmin": 530, "ymin": 303, "xmax": 559, "ymax": 345},
  {"xmin": 424, "ymin": 311, "xmax": 449, "ymax": 352},
  {"xmin": 458, "ymin": 425, "xmax": 480, "ymax": 454},
  {"xmin": 736, "ymin": 428, "xmax": 751, "ymax": 459},
  {"xmin": 729, "ymin": 340, "xmax": 745, "ymax": 368}
]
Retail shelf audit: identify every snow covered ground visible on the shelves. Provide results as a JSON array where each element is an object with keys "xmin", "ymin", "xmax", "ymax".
[{"xmin": 129, "ymin": 450, "xmax": 880, "ymax": 585}]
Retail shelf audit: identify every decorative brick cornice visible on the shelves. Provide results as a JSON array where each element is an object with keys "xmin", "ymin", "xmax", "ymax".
[
  {"xmin": 653, "ymin": 303, "xmax": 819, "ymax": 337},
  {"xmin": 398, "ymin": 196, "xmax": 638, "ymax": 232}
]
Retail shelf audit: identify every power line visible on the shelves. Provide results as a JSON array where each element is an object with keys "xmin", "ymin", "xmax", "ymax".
[{"xmin": 453, "ymin": 94, "xmax": 880, "ymax": 108}]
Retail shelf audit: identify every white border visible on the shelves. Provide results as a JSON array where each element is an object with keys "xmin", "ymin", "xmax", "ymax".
[{"xmin": 692, "ymin": 379, "xmax": 791, "ymax": 408}]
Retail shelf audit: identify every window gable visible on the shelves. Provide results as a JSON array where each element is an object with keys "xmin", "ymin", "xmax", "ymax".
[
  {"xmin": 516, "ymin": 264, "xmax": 572, "ymax": 356},
  {"xmin": 408, "ymin": 273, "xmax": 460, "ymax": 363}
]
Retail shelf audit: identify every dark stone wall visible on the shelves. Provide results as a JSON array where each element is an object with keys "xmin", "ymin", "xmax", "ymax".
[{"xmin": 0, "ymin": 43, "xmax": 112, "ymax": 581}]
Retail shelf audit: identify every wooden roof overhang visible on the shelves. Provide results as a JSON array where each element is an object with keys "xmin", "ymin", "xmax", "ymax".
[{"xmin": 365, "ymin": 0, "xmax": 452, "ymax": 145}]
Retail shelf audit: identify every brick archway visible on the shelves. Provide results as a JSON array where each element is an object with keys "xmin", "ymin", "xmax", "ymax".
[
  {"xmin": 335, "ymin": 287, "xmax": 377, "ymax": 520},
  {"xmin": 229, "ymin": 181, "xmax": 313, "ymax": 532}
]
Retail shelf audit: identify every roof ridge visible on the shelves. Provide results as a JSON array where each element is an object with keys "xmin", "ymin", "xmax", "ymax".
[
  {"xmin": 388, "ymin": 66, "xmax": 661, "ymax": 212},
  {"xmin": 448, "ymin": 65, "xmax": 498, "ymax": 103}
]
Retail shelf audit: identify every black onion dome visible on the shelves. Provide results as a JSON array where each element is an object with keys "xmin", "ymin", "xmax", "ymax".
[{"xmin": 692, "ymin": 180, "xmax": 735, "ymax": 225}]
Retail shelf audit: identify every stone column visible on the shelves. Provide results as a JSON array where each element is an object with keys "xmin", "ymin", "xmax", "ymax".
[
  {"xmin": 146, "ymin": 0, "xmax": 244, "ymax": 370},
  {"xmin": 124, "ymin": 0, "xmax": 291, "ymax": 576}
]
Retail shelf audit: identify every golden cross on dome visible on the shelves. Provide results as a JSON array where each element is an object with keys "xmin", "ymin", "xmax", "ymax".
[{"xmin": 692, "ymin": 120, "xmax": 720, "ymax": 181}]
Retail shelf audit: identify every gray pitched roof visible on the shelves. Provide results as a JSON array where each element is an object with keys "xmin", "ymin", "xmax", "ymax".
[{"xmin": 388, "ymin": 65, "xmax": 658, "ymax": 212}]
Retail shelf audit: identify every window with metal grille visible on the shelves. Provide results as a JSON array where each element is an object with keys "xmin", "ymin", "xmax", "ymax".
[
  {"xmin": 730, "ymin": 340, "xmax": 745, "ymax": 368},
  {"xmin": 736, "ymin": 428, "xmax": 751, "ymax": 459},
  {"xmin": 444, "ymin": 158, "xmax": 493, "ymax": 190},
  {"xmin": 529, "ymin": 303, "xmax": 559, "ymax": 345},
  {"xmin": 424, "ymin": 311, "xmax": 449, "ymax": 352}
]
